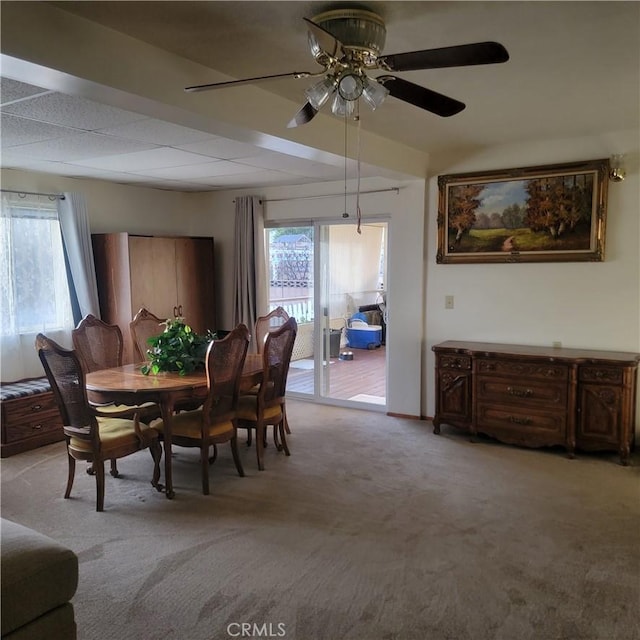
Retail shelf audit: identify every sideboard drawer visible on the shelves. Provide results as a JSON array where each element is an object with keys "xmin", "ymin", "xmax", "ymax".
[
  {"xmin": 476, "ymin": 376, "xmax": 567, "ymax": 407},
  {"xmin": 438, "ymin": 354, "xmax": 471, "ymax": 371},
  {"xmin": 476, "ymin": 402, "xmax": 566, "ymax": 437},
  {"xmin": 476, "ymin": 358, "xmax": 569, "ymax": 381},
  {"xmin": 579, "ymin": 366, "xmax": 624, "ymax": 384}
]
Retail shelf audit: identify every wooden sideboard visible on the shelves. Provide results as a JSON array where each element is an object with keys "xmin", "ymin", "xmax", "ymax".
[{"xmin": 432, "ymin": 341, "xmax": 640, "ymax": 464}]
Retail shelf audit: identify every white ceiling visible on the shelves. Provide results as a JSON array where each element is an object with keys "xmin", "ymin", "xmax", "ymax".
[
  {"xmin": 1, "ymin": 1, "xmax": 639, "ymax": 192},
  {"xmin": 0, "ymin": 76, "xmax": 370, "ymax": 191}
]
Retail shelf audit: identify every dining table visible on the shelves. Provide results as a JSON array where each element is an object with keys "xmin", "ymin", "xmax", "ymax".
[{"xmin": 85, "ymin": 354, "xmax": 263, "ymax": 499}]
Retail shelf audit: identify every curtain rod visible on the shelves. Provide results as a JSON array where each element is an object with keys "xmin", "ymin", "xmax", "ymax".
[
  {"xmin": 1, "ymin": 188, "xmax": 65, "ymax": 200},
  {"xmin": 233, "ymin": 186, "xmax": 400, "ymax": 204}
]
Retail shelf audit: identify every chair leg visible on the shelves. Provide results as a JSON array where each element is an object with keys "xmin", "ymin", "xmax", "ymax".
[
  {"xmin": 256, "ymin": 422, "xmax": 266, "ymax": 471},
  {"xmin": 246, "ymin": 429, "xmax": 252, "ymax": 447},
  {"xmin": 200, "ymin": 445, "xmax": 210, "ymax": 495},
  {"xmin": 231, "ymin": 435, "xmax": 245, "ymax": 478},
  {"xmin": 273, "ymin": 424, "xmax": 283, "ymax": 451},
  {"xmin": 110, "ymin": 459, "xmax": 119, "ymax": 478},
  {"xmin": 284, "ymin": 406, "xmax": 291, "ymax": 435},
  {"xmin": 149, "ymin": 440, "xmax": 162, "ymax": 491},
  {"xmin": 278, "ymin": 421, "xmax": 291, "ymax": 456},
  {"xmin": 95, "ymin": 461, "xmax": 105, "ymax": 512},
  {"xmin": 208, "ymin": 444, "xmax": 218, "ymax": 465},
  {"xmin": 65, "ymin": 453, "xmax": 76, "ymax": 499}
]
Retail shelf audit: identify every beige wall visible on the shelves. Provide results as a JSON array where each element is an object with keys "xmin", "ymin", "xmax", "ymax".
[
  {"xmin": 425, "ymin": 130, "xmax": 640, "ymax": 430},
  {"xmin": 3, "ymin": 124, "xmax": 639, "ymax": 432}
]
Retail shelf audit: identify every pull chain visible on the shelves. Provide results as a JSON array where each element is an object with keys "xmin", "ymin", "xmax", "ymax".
[
  {"xmin": 355, "ymin": 100, "xmax": 362, "ymax": 234},
  {"xmin": 343, "ymin": 110, "xmax": 348, "ymax": 218}
]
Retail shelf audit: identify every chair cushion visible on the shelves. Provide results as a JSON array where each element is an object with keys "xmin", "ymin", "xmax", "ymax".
[
  {"xmin": 1, "ymin": 519, "xmax": 78, "ymax": 637},
  {"xmin": 236, "ymin": 395, "xmax": 282, "ymax": 422},
  {"xmin": 69, "ymin": 418, "xmax": 158, "ymax": 454},
  {"xmin": 155, "ymin": 410, "xmax": 234, "ymax": 440}
]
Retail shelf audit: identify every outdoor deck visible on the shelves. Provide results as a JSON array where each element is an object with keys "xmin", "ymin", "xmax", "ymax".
[{"xmin": 287, "ymin": 345, "xmax": 386, "ymax": 404}]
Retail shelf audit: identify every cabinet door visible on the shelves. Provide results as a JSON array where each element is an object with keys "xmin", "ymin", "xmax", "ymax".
[
  {"xmin": 437, "ymin": 370, "xmax": 472, "ymax": 424},
  {"xmin": 175, "ymin": 237, "xmax": 215, "ymax": 333},
  {"xmin": 577, "ymin": 383, "xmax": 622, "ymax": 447},
  {"xmin": 129, "ymin": 236, "xmax": 178, "ymax": 321}
]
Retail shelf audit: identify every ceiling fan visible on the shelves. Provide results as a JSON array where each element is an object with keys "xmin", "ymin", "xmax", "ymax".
[{"xmin": 184, "ymin": 7, "xmax": 509, "ymax": 128}]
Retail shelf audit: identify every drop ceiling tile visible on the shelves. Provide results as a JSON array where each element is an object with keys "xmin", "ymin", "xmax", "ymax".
[
  {"xmin": 0, "ymin": 113, "xmax": 81, "ymax": 147},
  {"xmin": 237, "ymin": 151, "xmax": 317, "ymax": 172},
  {"xmin": 96, "ymin": 118, "xmax": 218, "ymax": 146},
  {"xmin": 5, "ymin": 132, "xmax": 158, "ymax": 161},
  {"xmin": 70, "ymin": 147, "xmax": 215, "ymax": 171},
  {"xmin": 176, "ymin": 136, "xmax": 263, "ymax": 159},
  {"xmin": 133, "ymin": 159, "xmax": 261, "ymax": 179},
  {"xmin": 2, "ymin": 92, "xmax": 146, "ymax": 130},
  {"xmin": 0, "ymin": 78, "xmax": 51, "ymax": 104},
  {"xmin": 193, "ymin": 169, "xmax": 294, "ymax": 187},
  {"xmin": 0, "ymin": 155, "xmax": 70, "ymax": 174}
]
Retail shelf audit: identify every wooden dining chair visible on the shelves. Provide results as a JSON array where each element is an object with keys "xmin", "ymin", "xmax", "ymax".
[
  {"xmin": 254, "ymin": 306, "xmax": 292, "ymax": 435},
  {"xmin": 153, "ymin": 324, "xmax": 250, "ymax": 495},
  {"xmin": 35, "ymin": 334, "xmax": 162, "ymax": 512},
  {"xmin": 130, "ymin": 308, "xmax": 165, "ymax": 362},
  {"xmin": 255, "ymin": 306, "xmax": 290, "ymax": 353},
  {"xmin": 72, "ymin": 314, "xmax": 161, "ymax": 477},
  {"xmin": 237, "ymin": 317, "xmax": 297, "ymax": 471}
]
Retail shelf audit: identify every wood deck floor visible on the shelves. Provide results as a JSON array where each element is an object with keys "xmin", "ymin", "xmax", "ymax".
[{"xmin": 287, "ymin": 345, "xmax": 386, "ymax": 403}]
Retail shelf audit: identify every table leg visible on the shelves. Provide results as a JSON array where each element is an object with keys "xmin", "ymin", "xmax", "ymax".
[{"xmin": 160, "ymin": 397, "xmax": 176, "ymax": 499}]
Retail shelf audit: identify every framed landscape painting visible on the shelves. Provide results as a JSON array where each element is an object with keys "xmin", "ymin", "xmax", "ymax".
[{"xmin": 437, "ymin": 159, "xmax": 609, "ymax": 263}]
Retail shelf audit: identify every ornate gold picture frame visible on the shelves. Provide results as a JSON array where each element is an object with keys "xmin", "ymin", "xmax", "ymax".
[{"xmin": 437, "ymin": 159, "xmax": 609, "ymax": 264}]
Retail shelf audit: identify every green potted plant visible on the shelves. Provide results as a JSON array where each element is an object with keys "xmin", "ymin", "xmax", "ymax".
[{"xmin": 140, "ymin": 318, "xmax": 216, "ymax": 376}]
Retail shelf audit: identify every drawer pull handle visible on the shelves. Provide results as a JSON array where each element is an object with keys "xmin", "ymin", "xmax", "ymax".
[
  {"xmin": 507, "ymin": 387, "xmax": 533, "ymax": 398},
  {"xmin": 33, "ymin": 424, "xmax": 43, "ymax": 430},
  {"xmin": 509, "ymin": 416, "xmax": 532, "ymax": 425},
  {"xmin": 31, "ymin": 404, "xmax": 43, "ymax": 411}
]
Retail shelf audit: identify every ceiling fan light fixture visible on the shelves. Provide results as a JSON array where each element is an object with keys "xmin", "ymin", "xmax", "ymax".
[
  {"xmin": 311, "ymin": 9, "xmax": 386, "ymax": 58},
  {"xmin": 361, "ymin": 78, "xmax": 389, "ymax": 110},
  {"xmin": 304, "ymin": 76, "xmax": 337, "ymax": 109},
  {"xmin": 331, "ymin": 92, "xmax": 356, "ymax": 117},
  {"xmin": 337, "ymin": 72, "xmax": 364, "ymax": 101}
]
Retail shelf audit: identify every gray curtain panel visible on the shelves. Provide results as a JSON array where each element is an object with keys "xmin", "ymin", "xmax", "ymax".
[
  {"xmin": 57, "ymin": 192, "xmax": 101, "ymax": 323},
  {"xmin": 233, "ymin": 195, "xmax": 266, "ymax": 350}
]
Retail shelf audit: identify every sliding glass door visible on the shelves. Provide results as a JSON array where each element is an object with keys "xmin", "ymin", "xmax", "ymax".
[{"xmin": 265, "ymin": 220, "xmax": 387, "ymax": 409}]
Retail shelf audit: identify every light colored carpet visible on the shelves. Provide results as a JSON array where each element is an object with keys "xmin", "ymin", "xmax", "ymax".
[{"xmin": 1, "ymin": 400, "xmax": 639, "ymax": 640}]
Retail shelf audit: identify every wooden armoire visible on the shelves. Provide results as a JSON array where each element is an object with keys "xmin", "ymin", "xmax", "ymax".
[{"xmin": 91, "ymin": 233, "xmax": 216, "ymax": 363}]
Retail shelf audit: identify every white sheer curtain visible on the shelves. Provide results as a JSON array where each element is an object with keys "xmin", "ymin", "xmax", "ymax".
[
  {"xmin": 1, "ymin": 192, "xmax": 75, "ymax": 381},
  {"xmin": 233, "ymin": 196, "xmax": 267, "ymax": 350},
  {"xmin": 57, "ymin": 191, "xmax": 101, "ymax": 322}
]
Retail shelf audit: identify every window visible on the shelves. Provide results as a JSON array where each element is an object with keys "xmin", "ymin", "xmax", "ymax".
[{"xmin": 1, "ymin": 193, "xmax": 74, "ymax": 336}]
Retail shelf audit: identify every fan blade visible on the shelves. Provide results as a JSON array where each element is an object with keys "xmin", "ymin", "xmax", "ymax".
[
  {"xmin": 303, "ymin": 17, "xmax": 343, "ymax": 59},
  {"xmin": 287, "ymin": 102, "xmax": 319, "ymax": 128},
  {"xmin": 378, "ymin": 42, "xmax": 509, "ymax": 72},
  {"xmin": 377, "ymin": 76, "xmax": 465, "ymax": 117},
  {"xmin": 185, "ymin": 71, "xmax": 312, "ymax": 93}
]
